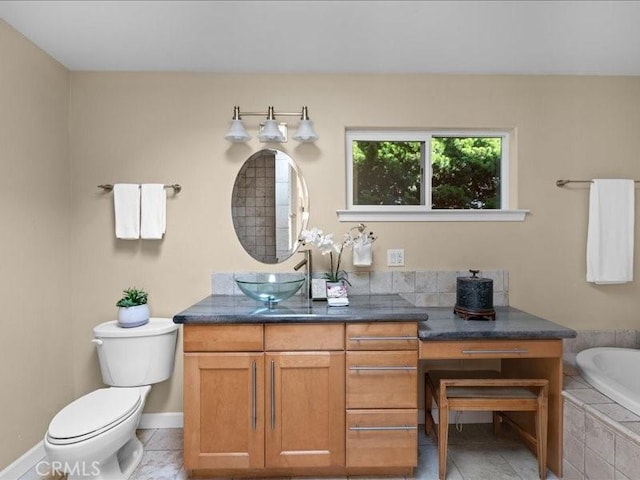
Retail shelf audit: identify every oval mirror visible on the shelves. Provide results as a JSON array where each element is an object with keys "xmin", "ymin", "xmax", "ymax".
[{"xmin": 232, "ymin": 149, "xmax": 309, "ymax": 264}]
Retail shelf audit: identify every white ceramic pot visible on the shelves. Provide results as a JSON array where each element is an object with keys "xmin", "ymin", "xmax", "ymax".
[
  {"xmin": 326, "ymin": 281, "xmax": 349, "ymax": 307},
  {"xmin": 326, "ymin": 281, "xmax": 348, "ymax": 299},
  {"xmin": 117, "ymin": 304, "xmax": 150, "ymax": 328}
]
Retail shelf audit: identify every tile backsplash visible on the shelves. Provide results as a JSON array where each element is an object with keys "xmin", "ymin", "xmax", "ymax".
[{"xmin": 212, "ymin": 270, "xmax": 509, "ymax": 307}]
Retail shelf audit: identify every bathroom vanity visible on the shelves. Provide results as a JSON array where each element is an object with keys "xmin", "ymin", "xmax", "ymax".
[{"xmin": 174, "ymin": 294, "xmax": 575, "ymax": 478}]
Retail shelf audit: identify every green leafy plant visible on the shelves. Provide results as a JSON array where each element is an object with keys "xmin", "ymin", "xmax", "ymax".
[{"xmin": 116, "ymin": 287, "xmax": 148, "ymax": 308}]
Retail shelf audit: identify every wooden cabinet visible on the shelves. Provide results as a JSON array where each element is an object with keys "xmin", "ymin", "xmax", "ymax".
[
  {"xmin": 265, "ymin": 351, "xmax": 345, "ymax": 468},
  {"xmin": 347, "ymin": 351, "xmax": 417, "ymax": 408},
  {"xmin": 264, "ymin": 324, "xmax": 345, "ymax": 468},
  {"xmin": 419, "ymin": 338, "xmax": 565, "ymax": 475},
  {"xmin": 347, "ymin": 409, "xmax": 418, "ymax": 468},
  {"xmin": 184, "ymin": 325, "xmax": 266, "ymax": 470},
  {"xmin": 184, "ymin": 352, "xmax": 264, "ymax": 470},
  {"xmin": 183, "ymin": 323, "xmax": 345, "ymax": 474},
  {"xmin": 345, "ymin": 322, "xmax": 418, "ymax": 469},
  {"xmin": 346, "ymin": 322, "xmax": 418, "ymax": 351}
]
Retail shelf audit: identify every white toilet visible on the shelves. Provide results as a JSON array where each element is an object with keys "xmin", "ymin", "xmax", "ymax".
[{"xmin": 44, "ymin": 317, "xmax": 179, "ymax": 479}]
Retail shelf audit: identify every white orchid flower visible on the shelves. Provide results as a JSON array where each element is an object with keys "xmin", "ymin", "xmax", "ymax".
[
  {"xmin": 317, "ymin": 234, "xmax": 336, "ymax": 255},
  {"xmin": 300, "ymin": 227, "xmax": 323, "ymax": 245},
  {"xmin": 300, "ymin": 224, "xmax": 372, "ymax": 285}
]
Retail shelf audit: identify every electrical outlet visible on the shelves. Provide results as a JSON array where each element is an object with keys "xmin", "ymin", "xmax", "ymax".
[{"xmin": 387, "ymin": 248, "xmax": 405, "ymax": 266}]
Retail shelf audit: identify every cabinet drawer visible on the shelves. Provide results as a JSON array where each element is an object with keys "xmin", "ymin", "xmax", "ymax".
[
  {"xmin": 265, "ymin": 323, "xmax": 344, "ymax": 351},
  {"xmin": 347, "ymin": 409, "xmax": 417, "ymax": 468},
  {"xmin": 183, "ymin": 324, "xmax": 263, "ymax": 352},
  {"xmin": 346, "ymin": 322, "xmax": 418, "ymax": 350},
  {"xmin": 419, "ymin": 339, "xmax": 563, "ymax": 359},
  {"xmin": 347, "ymin": 351, "xmax": 417, "ymax": 408}
]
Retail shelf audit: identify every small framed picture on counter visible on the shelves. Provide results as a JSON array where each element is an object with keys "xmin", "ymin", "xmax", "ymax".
[{"xmin": 311, "ymin": 278, "xmax": 327, "ymax": 300}]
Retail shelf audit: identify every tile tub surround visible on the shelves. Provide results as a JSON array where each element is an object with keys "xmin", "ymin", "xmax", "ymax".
[
  {"xmin": 563, "ymin": 360, "xmax": 640, "ymax": 480},
  {"xmin": 562, "ymin": 329, "xmax": 640, "ymax": 354},
  {"xmin": 212, "ymin": 269, "xmax": 509, "ymax": 307}
]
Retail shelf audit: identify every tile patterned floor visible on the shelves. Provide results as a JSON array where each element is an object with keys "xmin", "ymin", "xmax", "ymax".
[{"xmin": 18, "ymin": 424, "xmax": 558, "ymax": 480}]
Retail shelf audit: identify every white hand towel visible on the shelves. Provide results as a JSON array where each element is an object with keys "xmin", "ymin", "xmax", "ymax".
[
  {"xmin": 586, "ymin": 179, "xmax": 635, "ymax": 284},
  {"xmin": 140, "ymin": 184, "xmax": 166, "ymax": 239},
  {"xmin": 113, "ymin": 184, "xmax": 140, "ymax": 240}
]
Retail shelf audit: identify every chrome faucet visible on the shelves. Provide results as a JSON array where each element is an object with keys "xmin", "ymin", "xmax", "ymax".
[{"xmin": 293, "ymin": 249, "xmax": 313, "ymax": 299}]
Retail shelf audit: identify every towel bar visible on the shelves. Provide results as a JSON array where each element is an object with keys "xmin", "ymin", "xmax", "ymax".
[
  {"xmin": 557, "ymin": 179, "xmax": 640, "ymax": 187},
  {"xmin": 98, "ymin": 184, "xmax": 182, "ymax": 193}
]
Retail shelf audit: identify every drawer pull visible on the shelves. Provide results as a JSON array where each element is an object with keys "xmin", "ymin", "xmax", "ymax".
[
  {"xmin": 350, "ymin": 425, "xmax": 417, "ymax": 431},
  {"xmin": 461, "ymin": 348, "xmax": 529, "ymax": 355},
  {"xmin": 251, "ymin": 361, "xmax": 257, "ymax": 431},
  {"xmin": 270, "ymin": 360, "xmax": 276, "ymax": 430},
  {"xmin": 350, "ymin": 336, "xmax": 418, "ymax": 341},
  {"xmin": 349, "ymin": 366, "xmax": 417, "ymax": 371}
]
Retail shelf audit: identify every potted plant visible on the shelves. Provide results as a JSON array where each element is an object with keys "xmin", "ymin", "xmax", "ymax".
[
  {"xmin": 116, "ymin": 287, "xmax": 150, "ymax": 328},
  {"xmin": 300, "ymin": 227, "xmax": 355, "ymax": 306}
]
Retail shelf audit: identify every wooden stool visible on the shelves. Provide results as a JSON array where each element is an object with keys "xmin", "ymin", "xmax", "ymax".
[{"xmin": 425, "ymin": 370, "xmax": 548, "ymax": 480}]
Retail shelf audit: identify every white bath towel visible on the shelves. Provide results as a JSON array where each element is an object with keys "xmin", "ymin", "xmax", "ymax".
[
  {"xmin": 140, "ymin": 184, "xmax": 166, "ymax": 239},
  {"xmin": 586, "ymin": 179, "xmax": 635, "ymax": 284},
  {"xmin": 113, "ymin": 184, "xmax": 140, "ymax": 239}
]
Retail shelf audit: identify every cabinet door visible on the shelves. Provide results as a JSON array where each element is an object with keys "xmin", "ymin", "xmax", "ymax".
[
  {"xmin": 184, "ymin": 353, "xmax": 264, "ymax": 470},
  {"xmin": 265, "ymin": 351, "xmax": 345, "ymax": 468}
]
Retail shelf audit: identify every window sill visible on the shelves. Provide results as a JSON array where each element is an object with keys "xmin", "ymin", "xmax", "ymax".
[{"xmin": 336, "ymin": 209, "xmax": 529, "ymax": 222}]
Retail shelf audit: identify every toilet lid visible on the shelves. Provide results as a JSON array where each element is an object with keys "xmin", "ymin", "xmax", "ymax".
[
  {"xmin": 48, "ymin": 388, "xmax": 141, "ymax": 442},
  {"xmin": 93, "ymin": 317, "xmax": 178, "ymax": 338}
]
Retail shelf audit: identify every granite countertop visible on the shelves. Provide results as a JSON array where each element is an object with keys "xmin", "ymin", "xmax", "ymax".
[
  {"xmin": 173, "ymin": 294, "xmax": 428, "ymax": 323},
  {"xmin": 418, "ymin": 306, "xmax": 577, "ymax": 340},
  {"xmin": 173, "ymin": 294, "xmax": 576, "ymax": 341}
]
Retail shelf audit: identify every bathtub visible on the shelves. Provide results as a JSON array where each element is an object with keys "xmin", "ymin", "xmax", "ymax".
[{"xmin": 576, "ymin": 347, "xmax": 640, "ymax": 416}]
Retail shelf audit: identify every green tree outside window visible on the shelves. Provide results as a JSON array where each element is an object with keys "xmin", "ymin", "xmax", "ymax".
[{"xmin": 352, "ymin": 137, "xmax": 501, "ymax": 209}]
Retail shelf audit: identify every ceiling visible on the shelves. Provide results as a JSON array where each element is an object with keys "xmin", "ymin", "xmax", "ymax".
[{"xmin": 1, "ymin": 0, "xmax": 639, "ymax": 75}]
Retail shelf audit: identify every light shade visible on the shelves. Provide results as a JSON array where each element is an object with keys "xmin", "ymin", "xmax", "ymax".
[
  {"xmin": 293, "ymin": 119, "xmax": 319, "ymax": 142},
  {"xmin": 224, "ymin": 119, "xmax": 251, "ymax": 142},
  {"xmin": 258, "ymin": 120, "xmax": 286, "ymax": 143}
]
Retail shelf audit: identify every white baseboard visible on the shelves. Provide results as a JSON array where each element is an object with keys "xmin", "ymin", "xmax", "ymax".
[
  {"xmin": 138, "ymin": 412, "xmax": 184, "ymax": 429},
  {"xmin": 0, "ymin": 440, "xmax": 44, "ymax": 480}
]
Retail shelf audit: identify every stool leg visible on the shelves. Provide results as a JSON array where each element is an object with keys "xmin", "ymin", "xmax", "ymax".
[
  {"xmin": 493, "ymin": 411, "xmax": 501, "ymax": 438},
  {"xmin": 438, "ymin": 387, "xmax": 449, "ymax": 480},
  {"xmin": 536, "ymin": 393, "xmax": 548, "ymax": 479},
  {"xmin": 425, "ymin": 375, "xmax": 434, "ymax": 435}
]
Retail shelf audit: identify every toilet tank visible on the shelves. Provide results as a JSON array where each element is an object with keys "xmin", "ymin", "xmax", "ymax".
[{"xmin": 93, "ymin": 317, "xmax": 179, "ymax": 387}]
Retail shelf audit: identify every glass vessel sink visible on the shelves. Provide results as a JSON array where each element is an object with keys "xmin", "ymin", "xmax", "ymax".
[{"xmin": 234, "ymin": 273, "xmax": 305, "ymax": 306}]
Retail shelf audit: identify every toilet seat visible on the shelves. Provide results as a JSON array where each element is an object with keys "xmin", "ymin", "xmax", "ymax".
[{"xmin": 47, "ymin": 388, "xmax": 142, "ymax": 445}]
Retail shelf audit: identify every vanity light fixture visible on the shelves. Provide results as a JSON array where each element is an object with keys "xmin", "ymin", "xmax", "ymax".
[
  {"xmin": 292, "ymin": 106, "xmax": 318, "ymax": 143},
  {"xmin": 224, "ymin": 106, "xmax": 252, "ymax": 142},
  {"xmin": 224, "ymin": 105, "xmax": 319, "ymax": 144},
  {"xmin": 259, "ymin": 106, "xmax": 286, "ymax": 143}
]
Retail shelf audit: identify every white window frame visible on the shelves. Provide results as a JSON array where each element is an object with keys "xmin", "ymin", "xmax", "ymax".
[{"xmin": 338, "ymin": 129, "xmax": 528, "ymax": 222}]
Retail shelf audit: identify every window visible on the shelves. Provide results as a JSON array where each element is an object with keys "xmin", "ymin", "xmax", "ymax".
[{"xmin": 339, "ymin": 129, "xmax": 527, "ymax": 222}]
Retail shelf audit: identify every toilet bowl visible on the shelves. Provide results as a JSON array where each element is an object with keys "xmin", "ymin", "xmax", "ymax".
[{"xmin": 44, "ymin": 318, "xmax": 178, "ymax": 479}]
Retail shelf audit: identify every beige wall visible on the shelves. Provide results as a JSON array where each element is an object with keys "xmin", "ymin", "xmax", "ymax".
[
  {"xmin": 3, "ymin": 19, "xmax": 640, "ymax": 466},
  {"xmin": 68, "ymin": 72, "xmax": 640, "ymax": 415},
  {"xmin": 0, "ymin": 20, "xmax": 72, "ymax": 467}
]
